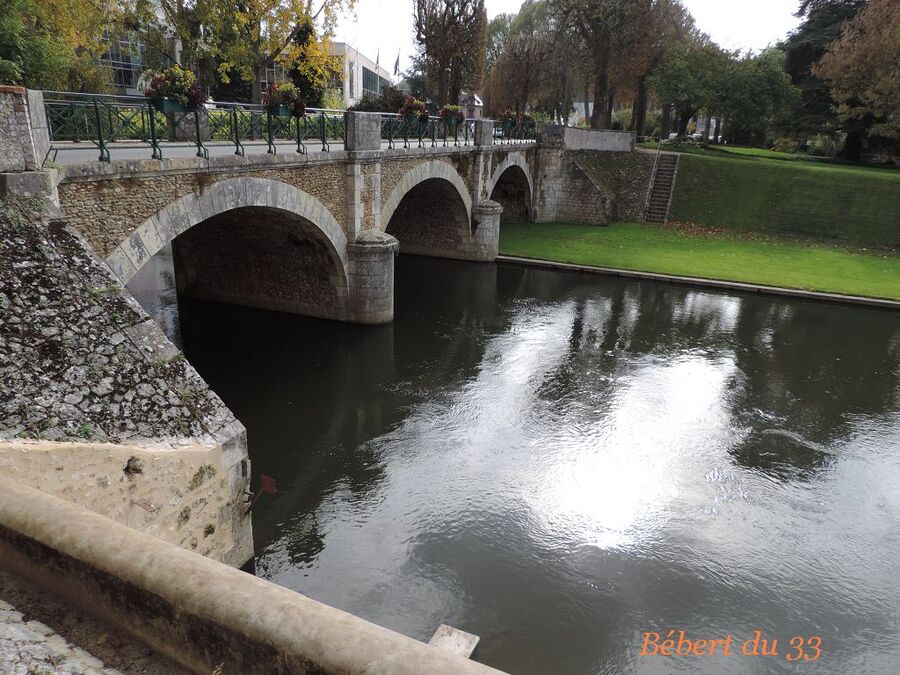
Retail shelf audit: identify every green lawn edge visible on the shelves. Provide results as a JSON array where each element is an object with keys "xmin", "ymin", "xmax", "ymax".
[{"xmin": 499, "ymin": 222, "xmax": 900, "ymax": 302}]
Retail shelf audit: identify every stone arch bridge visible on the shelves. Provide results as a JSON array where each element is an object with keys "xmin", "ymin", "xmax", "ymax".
[{"xmin": 24, "ymin": 110, "xmax": 638, "ymax": 324}]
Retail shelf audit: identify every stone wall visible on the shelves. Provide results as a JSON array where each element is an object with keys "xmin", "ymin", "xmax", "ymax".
[
  {"xmin": 533, "ymin": 149, "xmax": 612, "ymax": 224},
  {"xmin": 572, "ymin": 151, "xmax": 655, "ymax": 221},
  {"xmin": 58, "ymin": 160, "xmax": 348, "ymax": 260},
  {"xmin": 172, "ymin": 206, "xmax": 350, "ymax": 320},
  {"xmin": 0, "ymin": 87, "xmax": 49, "ymax": 172},
  {"xmin": 0, "ymin": 197, "xmax": 252, "ymax": 567},
  {"xmin": 0, "ymin": 479, "xmax": 506, "ymax": 675}
]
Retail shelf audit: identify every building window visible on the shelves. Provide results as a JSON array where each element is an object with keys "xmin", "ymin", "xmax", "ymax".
[
  {"xmin": 362, "ymin": 66, "xmax": 381, "ymax": 97},
  {"xmin": 100, "ymin": 32, "xmax": 146, "ymax": 91}
]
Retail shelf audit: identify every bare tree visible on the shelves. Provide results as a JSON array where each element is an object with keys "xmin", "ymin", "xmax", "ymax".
[{"xmin": 413, "ymin": 0, "xmax": 487, "ymax": 106}]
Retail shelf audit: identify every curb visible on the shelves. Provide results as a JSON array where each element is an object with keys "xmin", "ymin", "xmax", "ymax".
[{"xmin": 495, "ymin": 255, "xmax": 900, "ymax": 311}]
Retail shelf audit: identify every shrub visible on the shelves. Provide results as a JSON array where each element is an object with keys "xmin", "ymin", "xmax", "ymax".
[
  {"xmin": 771, "ymin": 137, "xmax": 799, "ymax": 153},
  {"xmin": 348, "ymin": 86, "xmax": 408, "ymax": 114},
  {"xmin": 143, "ymin": 65, "xmax": 206, "ymax": 108},
  {"xmin": 806, "ymin": 133, "xmax": 844, "ymax": 158}
]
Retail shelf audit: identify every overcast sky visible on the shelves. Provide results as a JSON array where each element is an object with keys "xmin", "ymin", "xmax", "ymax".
[{"xmin": 335, "ymin": 0, "xmax": 801, "ymax": 78}]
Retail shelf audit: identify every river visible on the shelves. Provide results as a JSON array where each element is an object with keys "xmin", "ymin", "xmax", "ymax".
[{"xmin": 131, "ymin": 251, "xmax": 900, "ymax": 674}]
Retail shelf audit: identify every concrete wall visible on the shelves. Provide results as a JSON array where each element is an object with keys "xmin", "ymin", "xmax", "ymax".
[
  {"xmin": 538, "ymin": 125, "xmax": 635, "ymax": 152},
  {"xmin": 0, "ymin": 440, "xmax": 244, "ymax": 562},
  {"xmin": 0, "ymin": 479, "xmax": 505, "ymax": 675}
]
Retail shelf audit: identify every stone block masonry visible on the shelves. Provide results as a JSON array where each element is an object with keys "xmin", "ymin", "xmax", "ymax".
[
  {"xmin": 0, "ymin": 87, "xmax": 49, "ymax": 172},
  {"xmin": 0, "ymin": 198, "xmax": 252, "ymax": 567}
]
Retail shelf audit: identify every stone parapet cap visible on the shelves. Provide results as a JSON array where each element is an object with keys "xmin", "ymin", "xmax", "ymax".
[
  {"xmin": 348, "ymin": 230, "xmax": 399, "ymax": 253},
  {"xmin": 473, "ymin": 199, "xmax": 503, "ymax": 214}
]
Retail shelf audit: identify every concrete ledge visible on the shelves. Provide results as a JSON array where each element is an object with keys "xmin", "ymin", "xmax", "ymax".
[
  {"xmin": 0, "ymin": 479, "xmax": 505, "ymax": 674},
  {"xmin": 496, "ymin": 255, "xmax": 900, "ymax": 310}
]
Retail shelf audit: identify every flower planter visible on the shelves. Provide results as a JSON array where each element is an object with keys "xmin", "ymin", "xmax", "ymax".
[
  {"xmin": 267, "ymin": 104, "xmax": 293, "ymax": 117},
  {"xmin": 151, "ymin": 97, "xmax": 193, "ymax": 114}
]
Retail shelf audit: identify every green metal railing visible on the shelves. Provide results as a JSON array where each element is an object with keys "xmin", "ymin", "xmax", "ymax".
[
  {"xmin": 41, "ymin": 91, "xmax": 535, "ymax": 162},
  {"xmin": 42, "ymin": 92, "xmax": 348, "ymax": 162},
  {"xmin": 493, "ymin": 119, "xmax": 538, "ymax": 144}
]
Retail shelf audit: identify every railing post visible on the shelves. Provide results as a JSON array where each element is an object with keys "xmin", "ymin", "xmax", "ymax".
[
  {"xmin": 266, "ymin": 110, "xmax": 276, "ymax": 155},
  {"xmin": 294, "ymin": 114, "xmax": 305, "ymax": 154},
  {"xmin": 92, "ymin": 98, "xmax": 110, "ymax": 162},
  {"xmin": 148, "ymin": 103, "xmax": 161, "ymax": 159},
  {"xmin": 193, "ymin": 109, "xmax": 208, "ymax": 158},
  {"xmin": 232, "ymin": 108, "xmax": 244, "ymax": 156}
]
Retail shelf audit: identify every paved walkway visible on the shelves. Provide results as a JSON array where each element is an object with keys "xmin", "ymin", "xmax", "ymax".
[{"xmin": 0, "ymin": 569, "xmax": 185, "ymax": 675}]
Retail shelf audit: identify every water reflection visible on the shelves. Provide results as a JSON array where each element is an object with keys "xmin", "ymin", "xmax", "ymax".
[{"xmin": 171, "ymin": 255, "xmax": 900, "ymax": 675}]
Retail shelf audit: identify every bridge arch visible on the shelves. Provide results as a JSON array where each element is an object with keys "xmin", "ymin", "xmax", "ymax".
[
  {"xmin": 381, "ymin": 160, "xmax": 473, "ymax": 259},
  {"xmin": 112, "ymin": 177, "xmax": 351, "ymax": 320},
  {"xmin": 487, "ymin": 152, "xmax": 533, "ymax": 223}
]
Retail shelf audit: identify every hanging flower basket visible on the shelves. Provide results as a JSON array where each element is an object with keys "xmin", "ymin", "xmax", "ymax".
[
  {"xmin": 151, "ymin": 97, "xmax": 193, "ymax": 114},
  {"xmin": 143, "ymin": 66, "xmax": 207, "ymax": 112},
  {"xmin": 263, "ymin": 83, "xmax": 307, "ymax": 118}
]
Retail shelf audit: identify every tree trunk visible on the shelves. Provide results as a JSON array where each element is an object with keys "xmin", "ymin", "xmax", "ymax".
[
  {"xmin": 605, "ymin": 90, "xmax": 614, "ymax": 129},
  {"xmin": 583, "ymin": 83, "xmax": 591, "ymax": 125},
  {"xmin": 677, "ymin": 109, "xmax": 692, "ymax": 136},
  {"xmin": 703, "ymin": 114, "xmax": 712, "ymax": 144},
  {"xmin": 713, "ymin": 116, "xmax": 721, "ymax": 144},
  {"xmin": 252, "ymin": 64, "xmax": 265, "ymax": 104},
  {"xmin": 630, "ymin": 76, "xmax": 647, "ymax": 136},
  {"xmin": 590, "ymin": 68, "xmax": 608, "ymax": 129},
  {"xmin": 660, "ymin": 103, "xmax": 672, "ymax": 138}
]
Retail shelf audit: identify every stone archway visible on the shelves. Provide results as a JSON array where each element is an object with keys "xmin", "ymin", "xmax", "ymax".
[
  {"xmin": 487, "ymin": 153, "xmax": 534, "ymax": 223},
  {"xmin": 106, "ymin": 178, "xmax": 352, "ymax": 321},
  {"xmin": 105, "ymin": 177, "xmax": 349, "ymax": 287},
  {"xmin": 381, "ymin": 160, "xmax": 474, "ymax": 260}
]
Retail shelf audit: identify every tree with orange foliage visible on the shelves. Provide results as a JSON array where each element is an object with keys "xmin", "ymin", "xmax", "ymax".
[{"xmin": 813, "ymin": 0, "xmax": 900, "ymax": 143}]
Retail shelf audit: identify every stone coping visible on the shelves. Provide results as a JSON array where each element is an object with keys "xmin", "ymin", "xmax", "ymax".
[
  {"xmin": 497, "ymin": 255, "xmax": 900, "ymax": 310},
  {"xmin": 0, "ymin": 478, "xmax": 505, "ymax": 674},
  {"xmin": 57, "ymin": 142, "xmax": 537, "ymax": 183}
]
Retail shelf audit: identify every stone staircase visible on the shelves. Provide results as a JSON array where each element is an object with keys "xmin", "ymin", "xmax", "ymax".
[{"xmin": 644, "ymin": 153, "xmax": 679, "ymax": 224}]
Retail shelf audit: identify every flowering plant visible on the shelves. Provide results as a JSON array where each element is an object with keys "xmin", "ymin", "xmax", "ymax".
[
  {"xmin": 262, "ymin": 82, "xmax": 307, "ymax": 117},
  {"xmin": 399, "ymin": 96, "xmax": 429, "ymax": 122},
  {"xmin": 143, "ymin": 65, "xmax": 206, "ymax": 109},
  {"xmin": 438, "ymin": 104, "xmax": 465, "ymax": 123}
]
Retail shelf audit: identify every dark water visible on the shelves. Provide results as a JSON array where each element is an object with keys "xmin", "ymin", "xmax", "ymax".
[{"xmin": 143, "ymin": 255, "xmax": 900, "ymax": 674}]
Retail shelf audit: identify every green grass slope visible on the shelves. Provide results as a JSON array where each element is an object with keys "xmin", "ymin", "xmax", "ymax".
[
  {"xmin": 669, "ymin": 153, "xmax": 900, "ymax": 248},
  {"xmin": 499, "ymin": 222, "xmax": 900, "ymax": 301}
]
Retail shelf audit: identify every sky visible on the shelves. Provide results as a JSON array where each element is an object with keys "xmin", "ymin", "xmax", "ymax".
[{"xmin": 335, "ymin": 0, "xmax": 802, "ymax": 78}]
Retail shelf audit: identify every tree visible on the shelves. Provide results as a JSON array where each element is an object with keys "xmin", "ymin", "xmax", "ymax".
[
  {"xmin": 210, "ymin": 0, "xmax": 353, "ymax": 103},
  {"xmin": 551, "ymin": 0, "xmax": 649, "ymax": 129},
  {"xmin": 623, "ymin": 0, "xmax": 693, "ymax": 135},
  {"xmin": 780, "ymin": 0, "xmax": 866, "ymax": 151},
  {"xmin": 0, "ymin": 0, "xmax": 115, "ymax": 91},
  {"xmin": 123, "ymin": 0, "xmax": 217, "ymax": 73},
  {"xmin": 648, "ymin": 38, "xmax": 724, "ymax": 136},
  {"xmin": 722, "ymin": 49, "xmax": 798, "ymax": 145},
  {"xmin": 413, "ymin": 0, "xmax": 487, "ymax": 106},
  {"xmin": 814, "ymin": 0, "xmax": 900, "ymax": 143}
]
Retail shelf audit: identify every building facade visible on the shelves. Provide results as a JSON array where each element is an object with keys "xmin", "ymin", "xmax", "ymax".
[{"xmin": 329, "ymin": 43, "xmax": 394, "ymax": 107}]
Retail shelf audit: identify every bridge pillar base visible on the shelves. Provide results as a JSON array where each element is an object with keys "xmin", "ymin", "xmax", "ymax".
[
  {"xmin": 465, "ymin": 200, "xmax": 503, "ymax": 262},
  {"xmin": 346, "ymin": 231, "xmax": 399, "ymax": 324}
]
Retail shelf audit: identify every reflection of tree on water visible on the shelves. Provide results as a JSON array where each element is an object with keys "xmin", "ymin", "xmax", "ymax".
[
  {"xmin": 726, "ymin": 299, "xmax": 900, "ymax": 479},
  {"xmin": 496, "ymin": 268, "xmax": 900, "ymax": 482}
]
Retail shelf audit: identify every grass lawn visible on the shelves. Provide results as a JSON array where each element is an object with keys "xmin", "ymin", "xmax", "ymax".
[{"xmin": 499, "ymin": 222, "xmax": 900, "ymax": 301}]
